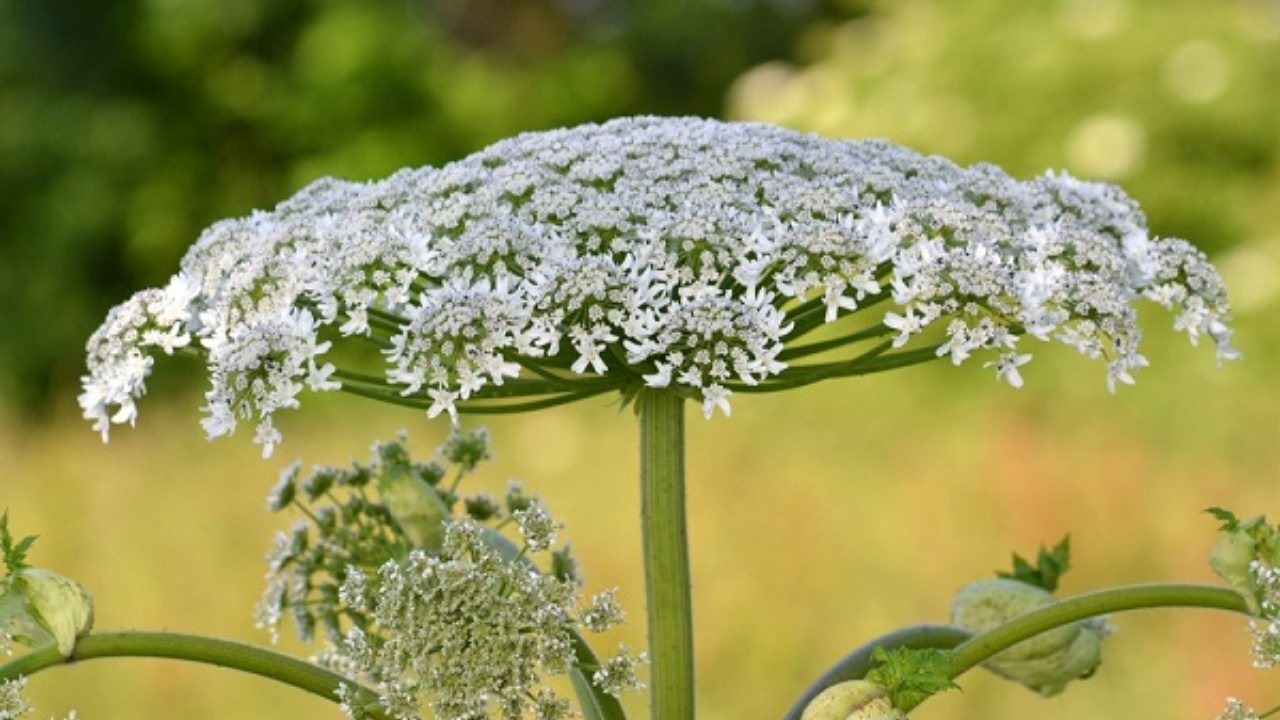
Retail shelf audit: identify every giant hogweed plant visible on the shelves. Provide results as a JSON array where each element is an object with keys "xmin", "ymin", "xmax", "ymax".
[{"xmin": 0, "ymin": 117, "xmax": 1271, "ymax": 719}]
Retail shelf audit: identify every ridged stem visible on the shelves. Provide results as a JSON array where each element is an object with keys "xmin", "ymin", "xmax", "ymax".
[{"xmin": 639, "ymin": 389, "xmax": 694, "ymax": 720}]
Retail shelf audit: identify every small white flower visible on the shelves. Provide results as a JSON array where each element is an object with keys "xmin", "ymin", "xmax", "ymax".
[
  {"xmin": 1248, "ymin": 618, "xmax": 1280, "ymax": 669},
  {"xmin": 883, "ymin": 310, "xmax": 922, "ymax": 348},
  {"xmin": 701, "ymin": 384, "xmax": 732, "ymax": 419},
  {"xmin": 986, "ymin": 352, "xmax": 1032, "ymax": 389},
  {"xmin": 0, "ymin": 677, "xmax": 31, "ymax": 720},
  {"xmin": 581, "ymin": 589, "xmax": 626, "ymax": 633},
  {"xmin": 514, "ymin": 502, "xmax": 559, "ymax": 553},
  {"xmin": 592, "ymin": 646, "xmax": 648, "ymax": 697},
  {"xmin": 1215, "ymin": 697, "xmax": 1259, "ymax": 720}
]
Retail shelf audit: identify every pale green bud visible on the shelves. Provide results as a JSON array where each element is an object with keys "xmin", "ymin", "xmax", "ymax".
[
  {"xmin": 376, "ymin": 445, "xmax": 450, "ymax": 552},
  {"xmin": 800, "ymin": 681, "xmax": 905, "ymax": 720},
  {"xmin": 951, "ymin": 579, "xmax": 1075, "ymax": 659},
  {"xmin": 1211, "ymin": 529, "xmax": 1261, "ymax": 614},
  {"xmin": 951, "ymin": 578, "xmax": 1104, "ymax": 697},
  {"xmin": 984, "ymin": 622, "xmax": 1104, "ymax": 696},
  {"xmin": 0, "ymin": 567, "xmax": 94, "ymax": 657}
]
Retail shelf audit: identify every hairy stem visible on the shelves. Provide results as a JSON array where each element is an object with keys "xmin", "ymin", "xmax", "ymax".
[
  {"xmin": 639, "ymin": 390, "xmax": 694, "ymax": 720},
  {"xmin": 0, "ymin": 631, "xmax": 391, "ymax": 720},
  {"xmin": 902, "ymin": 583, "xmax": 1251, "ymax": 711}
]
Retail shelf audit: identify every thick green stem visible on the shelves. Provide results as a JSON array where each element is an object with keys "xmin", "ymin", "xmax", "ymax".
[
  {"xmin": 0, "ymin": 631, "xmax": 392, "ymax": 720},
  {"xmin": 639, "ymin": 389, "xmax": 694, "ymax": 720},
  {"xmin": 903, "ymin": 583, "xmax": 1251, "ymax": 711}
]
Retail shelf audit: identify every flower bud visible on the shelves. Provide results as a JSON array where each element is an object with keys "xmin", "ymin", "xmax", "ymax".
[
  {"xmin": 951, "ymin": 578, "xmax": 1104, "ymax": 696},
  {"xmin": 0, "ymin": 567, "xmax": 94, "ymax": 657},
  {"xmin": 375, "ymin": 443, "xmax": 449, "ymax": 552},
  {"xmin": 800, "ymin": 681, "xmax": 905, "ymax": 720},
  {"xmin": 1211, "ymin": 529, "xmax": 1261, "ymax": 614}
]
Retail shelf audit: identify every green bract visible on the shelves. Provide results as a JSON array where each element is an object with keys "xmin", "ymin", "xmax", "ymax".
[
  {"xmin": 1209, "ymin": 510, "xmax": 1280, "ymax": 615},
  {"xmin": 951, "ymin": 578, "xmax": 1105, "ymax": 696},
  {"xmin": 0, "ymin": 567, "xmax": 94, "ymax": 658}
]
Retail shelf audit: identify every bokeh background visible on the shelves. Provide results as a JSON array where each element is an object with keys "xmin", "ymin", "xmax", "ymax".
[{"xmin": 2, "ymin": 0, "xmax": 1278, "ymax": 717}]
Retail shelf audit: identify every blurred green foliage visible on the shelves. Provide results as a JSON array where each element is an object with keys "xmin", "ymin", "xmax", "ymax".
[
  {"xmin": 728, "ymin": 0, "xmax": 1280, "ymax": 254},
  {"xmin": 0, "ymin": 0, "xmax": 852, "ymax": 410},
  {"xmin": 3, "ymin": 0, "xmax": 1278, "ymax": 413}
]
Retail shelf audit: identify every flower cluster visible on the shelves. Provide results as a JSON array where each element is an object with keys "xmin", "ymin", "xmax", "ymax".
[
  {"xmin": 255, "ymin": 429, "xmax": 572, "ymax": 645},
  {"xmin": 334, "ymin": 520, "xmax": 642, "ymax": 720},
  {"xmin": 1215, "ymin": 698, "xmax": 1260, "ymax": 720},
  {"xmin": 257, "ymin": 429, "xmax": 641, "ymax": 719},
  {"xmin": 81, "ymin": 117, "xmax": 1237, "ymax": 454},
  {"xmin": 0, "ymin": 678, "xmax": 77, "ymax": 720},
  {"xmin": 1207, "ymin": 508, "xmax": 1280, "ymax": 669},
  {"xmin": 1249, "ymin": 559, "xmax": 1280, "ymax": 669},
  {"xmin": 0, "ymin": 679, "xmax": 30, "ymax": 720}
]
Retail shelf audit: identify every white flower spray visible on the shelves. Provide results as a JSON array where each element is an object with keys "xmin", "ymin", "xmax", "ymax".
[
  {"xmin": 81, "ymin": 117, "xmax": 1237, "ymax": 455},
  {"xmin": 258, "ymin": 430, "xmax": 642, "ymax": 720}
]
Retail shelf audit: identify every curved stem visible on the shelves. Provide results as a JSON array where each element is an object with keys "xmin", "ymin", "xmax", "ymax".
[
  {"xmin": 776, "ymin": 323, "xmax": 892, "ymax": 361},
  {"xmin": 728, "ymin": 342, "xmax": 942, "ymax": 394},
  {"xmin": 457, "ymin": 387, "xmax": 616, "ymax": 414},
  {"xmin": 639, "ymin": 390, "xmax": 694, "ymax": 720},
  {"xmin": 0, "ymin": 631, "xmax": 391, "ymax": 720},
  {"xmin": 902, "ymin": 583, "xmax": 1251, "ymax": 712},
  {"xmin": 781, "ymin": 624, "xmax": 971, "ymax": 720}
]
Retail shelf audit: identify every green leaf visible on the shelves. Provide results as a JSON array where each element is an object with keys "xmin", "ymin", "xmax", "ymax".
[
  {"xmin": 1207, "ymin": 507, "xmax": 1241, "ymax": 532},
  {"xmin": 1, "ymin": 511, "xmax": 38, "ymax": 574},
  {"xmin": 997, "ymin": 535, "xmax": 1071, "ymax": 592},
  {"xmin": 865, "ymin": 646, "xmax": 959, "ymax": 709}
]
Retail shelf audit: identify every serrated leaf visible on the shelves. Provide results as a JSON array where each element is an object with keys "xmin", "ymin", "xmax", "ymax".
[
  {"xmin": 997, "ymin": 535, "xmax": 1070, "ymax": 592},
  {"xmin": 1206, "ymin": 506, "xmax": 1241, "ymax": 532},
  {"xmin": 0, "ymin": 512, "xmax": 37, "ymax": 574},
  {"xmin": 865, "ymin": 646, "xmax": 960, "ymax": 709}
]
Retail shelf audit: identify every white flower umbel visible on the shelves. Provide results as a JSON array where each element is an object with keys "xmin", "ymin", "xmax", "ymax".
[
  {"xmin": 1216, "ymin": 698, "xmax": 1260, "ymax": 720},
  {"xmin": 0, "ymin": 678, "xmax": 31, "ymax": 720},
  {"xmin": 1249, "ymin": 560, "xmax": 1280, "ymax": 669},
  {"xmin": 82, "ymin": 117, "xmax": 1238, "ymax": 454},
  {"xmin": 334, "ymin": 519, "xmax": 641, "ymax": 720}
]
